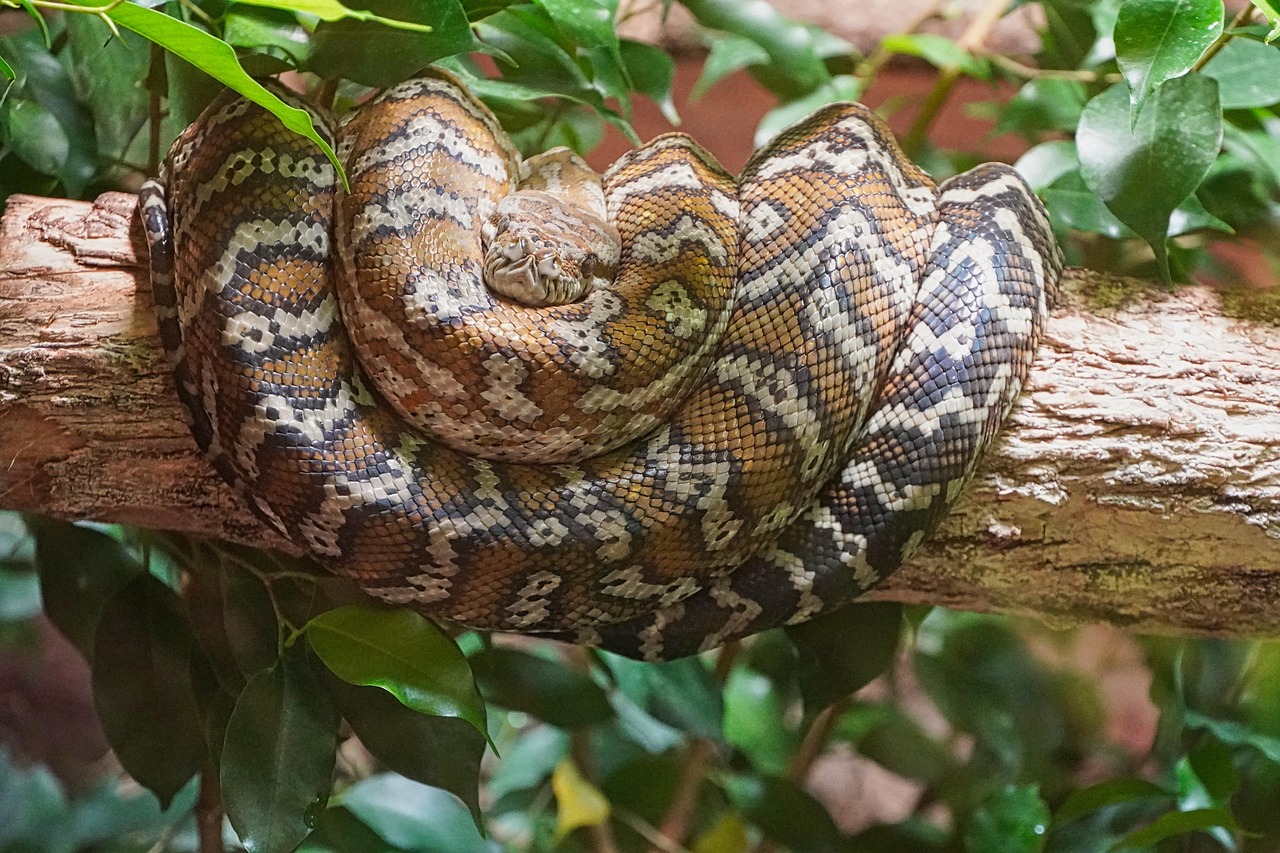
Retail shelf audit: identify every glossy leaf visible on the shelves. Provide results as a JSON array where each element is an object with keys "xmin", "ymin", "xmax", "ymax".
[
  {"xmin": 306, "ymin": 604, "xmax": 487, "ymax": 738},
  {"xmin": 1202, "ymin": 36, "xmax": 1280, "ymax": 107},
  {"xmin": 997, "ymin": 78, "xmax": 1087, "ymax": 135},
  {"xmin": 59, "ymin": 0, "xmax": 347, "ymax": 186},
  {"xmin": 1110, "ymin": 807, "xmax": 1239, "ymax": 850},
  {"xmin": 692, "ymin": 33, "xmax": 771, "ymax": 100},
  {"xmin": 341, "ymin": 774, "xmax": 494, "ymax": 853},
  {"xmin": 881, "ymin": 33, "xmax": 989, "ymax": 76},
  {"xmin": 965, "ymin": 784, "xmax": 1050, "ymax": 853},
  {"xmin": 1185, "ymin": 708, "xmax": 1280, "ymax": 763},
  {"xmin": 486, "ymin": 725, "xmax": 570, "ymax": 802},
  {"xmin": 620, "ymin": 39, "xmax": 678, "ymax": 124},
  {"xmin": 727, "ymin": 774, "xmax": 844, "ymax": 853},
  {"xmin": 787, "ymin": 602, "xmax": 902, "ymax": 716},
  {"xmin": 535, "ymin": 0, "xmax": 616, "ymax": 48},
  {"xmin": 1014, "ymin": 139, "xmax": 1080, "ymax": 191},
  {"xmin": 222, "ymin": 644, "xmax": 338, "ymax": 853},
  {"xmin": 1077, "ymin": 77, "xmax": 1222, "ymax": 279},
  {"xmin": 1114, "ymin": 0, "xmax": 1223, "ymax": 112},
  {"xmin": 91, "ymin": 574, "xmax": 205, "ymax": 808},
  {"xmin": 307, "ymin": 0, "xmax": 478, "ymax": 88},
  {"xmin": 236, "ymin": 0, "xmax": 434, "ymax": 31},
  {"xmin": 0, "ymin": 52, "xmax": 12, "ymax": 81},
  {"xmin": 1054, "ymin": 777, "xmax": 1172, "ymax": 825},
  {"xmin": 679, "ymin": 0, "xmax": 833, "ymax": 99},
  {"xmin": 551, "ymin": 757, "xmax": 610, "ymax": 839},
  {"xmin": 0, "ymin": 31, "xmax": 97, "ymax": 196},
  {"xmin": 328, "ymin": 677, "xmax": 486, "ymax": 822},
  {"xmin": 63, "ymin": 14, "xmax": 150, "ymax": 170},
  {"xmin": 469, "ymin": 646, "xmax": 614, "ymax": 727},
  {"xmin": 723, "ymin": 667, "xmax": 794, "ymax": 775},
  {"xmin": 604, "ymin": 653, "xmax": 724, "ymax": 740}
]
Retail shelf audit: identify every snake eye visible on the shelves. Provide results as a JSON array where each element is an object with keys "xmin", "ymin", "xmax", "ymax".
[{"xmin": 581, "ymin": 256, "xmax": 597, "ymax": 277}]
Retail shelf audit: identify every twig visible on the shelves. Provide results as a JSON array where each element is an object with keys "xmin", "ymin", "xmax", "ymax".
[
  {"xmin": 196, "ymin": 768, "xmax": 225, "ymax": 853},
  {"xmin": 855, "ymin": 0, "xmax": 947, "ymax": 84},
  {"xmin": 642, "ymin": 641, "xmax": 740, "ymax": 853},
  {"xmin": 987, "ymin": 53, "xmax": 1122, "ymax": 84},
  {"xmin": 615, "ymin": 806, "xmax": 694, "ymax": 853},
  {"xmin": 748, "ymin": 698, "xmax": 852, "ymax": 853},
  {"xmin": 1190, "ymin": 4, "xmax": 1257, "ymax": 73},
  {"xmin": 902, "ymin": 0, "xmax": 1014, "ymax": 156}
]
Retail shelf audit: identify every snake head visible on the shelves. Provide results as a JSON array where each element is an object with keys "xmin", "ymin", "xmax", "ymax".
[{"xmin": 481, "ymin": 189, "xmax": 620, "ymax": 307}]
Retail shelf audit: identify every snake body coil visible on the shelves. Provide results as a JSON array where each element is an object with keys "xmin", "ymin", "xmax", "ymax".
[{"xmin": 141, "ymin": 69, "xmax": 1062, "ymax": 660}]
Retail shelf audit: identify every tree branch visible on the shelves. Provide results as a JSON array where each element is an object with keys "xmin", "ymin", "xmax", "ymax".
[{"xmin": 3, "ymin": 193, "xmax": 1279, "ymax": 636}]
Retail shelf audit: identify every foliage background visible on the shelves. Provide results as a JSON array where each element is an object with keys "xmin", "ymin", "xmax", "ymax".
[{"xmin": 0, "ymin": 0, "xmax": 1279, "ymax": 851}]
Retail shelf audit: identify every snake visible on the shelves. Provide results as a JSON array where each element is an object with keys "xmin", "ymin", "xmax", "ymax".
[{"xmin": 139, "ymin": 68, "xmax": 1062, "ymax": 661}]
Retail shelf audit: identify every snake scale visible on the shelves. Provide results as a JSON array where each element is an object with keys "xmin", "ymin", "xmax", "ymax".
[{"xmin": 140, "ymin": 68, "xmax": 1062, "ymax": 661}]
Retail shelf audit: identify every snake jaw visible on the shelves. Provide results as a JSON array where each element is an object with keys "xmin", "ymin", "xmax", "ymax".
[{"xmin": 482, "ymin": 217, "xmax": 585, "ymax": 306}]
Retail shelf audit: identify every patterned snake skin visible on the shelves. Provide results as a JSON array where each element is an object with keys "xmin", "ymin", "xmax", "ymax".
[{"xmin": 140, "ymin": 68, "xmax": 1062, "ymax": 661}]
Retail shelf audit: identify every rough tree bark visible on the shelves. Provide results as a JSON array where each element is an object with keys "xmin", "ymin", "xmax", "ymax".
[{"xmin": 2, "ymin": 192, "xmax": 1278, "ymax": 636}]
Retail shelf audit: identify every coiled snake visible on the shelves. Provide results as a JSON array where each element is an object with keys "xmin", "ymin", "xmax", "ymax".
[{"xmin": 140, "ymin": 69, "xmax": 1062, "ymax": 661}]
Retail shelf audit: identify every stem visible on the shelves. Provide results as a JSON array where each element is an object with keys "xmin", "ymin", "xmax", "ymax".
[
  {"xmin": 987, "ymin": 53, "xmax": 1122, "ymax": 84},
  {"xmin": 902, "ymin": 0, "xmax": 1014, "ymax": 156},
  {"xmin": 748, "ymin": 698, "xmax": 851, "ymax": 853},
  {"xmin": 1189, "ymin": 4, "xmax": 1257, "ymax": 73},
  {"xmin": 570, "ymin": 727, "xmax": 622, "ymax": 853},
  {"xmin": 854, "ymin": 0, "xmax": 947, "ymax": 84},
  {"xmin": 196, "ymin": 768, "xmax": 225, "ymax": 853},
  {"xmin": 643, "ymin": 641, "xmax": 740, "ymax": 853}
]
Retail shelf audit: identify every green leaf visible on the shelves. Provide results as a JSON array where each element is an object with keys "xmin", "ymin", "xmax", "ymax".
[
  {"xmin": 327, "ymin": 677, "xmax": 486, "ymax": 822},
  {"xmin": 1110, "ymin": 807, "xmax": 1240, "ymax": 850},
  {"xmin": 0, "ymin": 31, "xmax": 97, "ymax": 196},
  {"xmin": 881, "ymin": 33, "xmax": 989, "ymax": 77},
  {"xmin": 31, "ymin": 518, "xmax": 144, "ymax": 660},
  {"xmin": 63, "ymin": 14, "xmax": 149, "ymax": 174},
  {"xmin": 786, "ymin": 602, "xmax": 902, "ymax": 717},
  {"xmin": 0, "ymin": 564, "xmax": 41, "ymax": 623},
  {"xmin": 997, "ymin": 78, "xmax": 1087, "ymax": 135},
  {"xmin": 832, "ymin": 702, "xmax": 954, "ymax": 785},
  {"xmin": 91, "ymin": 574, "xmax": 205, "ymax": 808},
  {"xmin": 307, "ymin": 0, "xmax": 479, "ymax": 88},
  {"xmin": 1202, "ymin": 36, "xmax": 1280, "ymax": 107},
  {"xmin": 620, "ymin": 39, "xmax": 678, "ymax": 124},
  {"xmin": 1168, "ymin": 192, "xmax": 1232, "ymax": 236},
  {"xmin": 535, "ymin": 0, "xmax": 616, "ymax": 48},
  {"xmin": 1014, "ymin": 140, "xmax": 1080, "ymax": 191},
  {"xmin": 338, "ymin": 774, "xmax": 490, "ymax": 853},
  {"xmin": 306, "ymin": 604, "xmax": 487, "ymax": 738},
  {"xmin": 965, "ymin": 784, "xmax": 1050, "ymax": 853},
  {"xmin": 223, "ymin": 5, "xmax": 312, "ymax": 73},
  {"xmin": 486, "ymin": 724, "xmax": 569, "ymax": 802},
  {"xmin": 73, "ymin": 0, "xmax": 347, "ymax": 187},
  {"xmin": 0, "ymin": 53, "xmax": 12, "ymax": 81},
  {"xmin": 755, "ymin": 75, "xmax": 861, "ymax": 148},
  {"xmin": 1077, "ymin": 77, "xmax": 1222, "ymax": 280},
  {"xmin": 726, "ymin": 774, "xmax": 844, "ymax": 853},
  {"xmin": 222, "ymin": 643, "xmax": 338, "ymax": 853},
  {"xmin": 1054, "ymin": 777, "xmax": 1172, "ymax": 825},
  {"xmin": 679, "ymin": 0, "xmax": 833, "ymax": 99},
  {"xmin": 723, "ymin": 666, "xmax": 794, "ymax": 775},
  {"xmin": 1185, "ymin": 709, "xmax": 1280, "ymax": 763},
  {"xmin": 469, "ymin": 646, "xmax": 614, "ymax": 727},
  {"xmin": 692, "ymin": 33, "xmax": 771, "ymax": 101},
  {"xmin": 603, "ymin": 653, "xmax": 724, "ymax": 740},
  {"xmin": 1186, "ymin": 737, "xmax": 1239, "ymax": 802},
  {"xmin": 1114, "ymin": 0, "xmax": 1223, "ymax": 113},
  {"xmin": 234, "ymin": 0, "xmax": 434, "ymax": 31}
]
